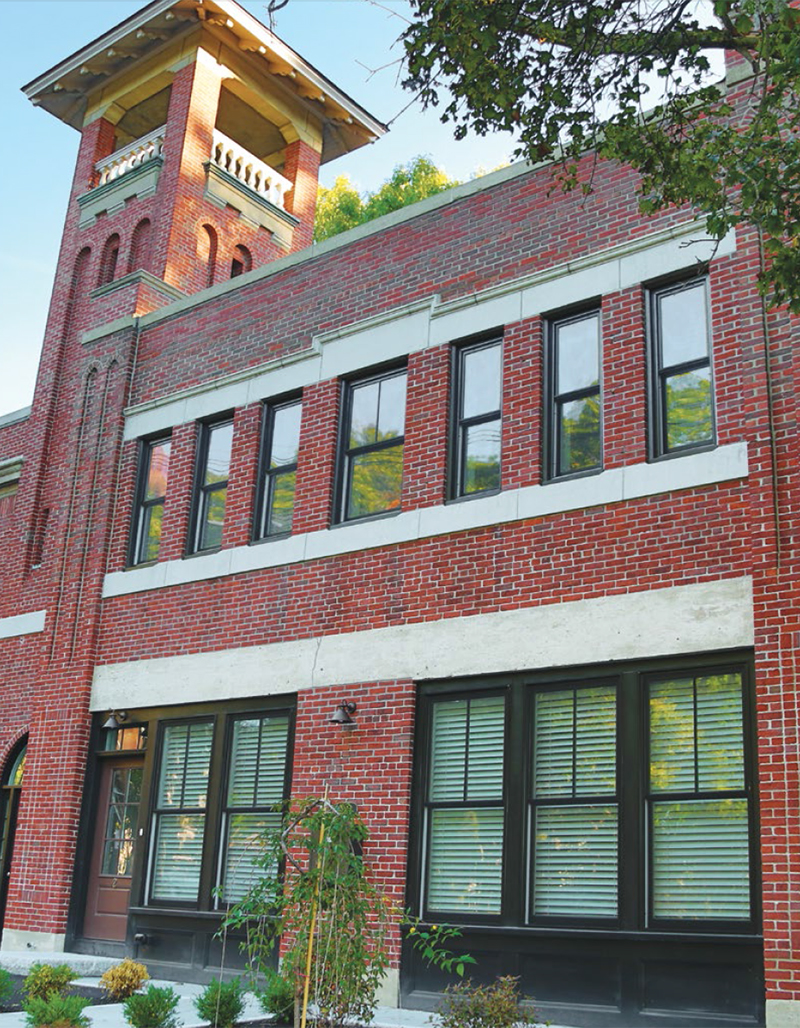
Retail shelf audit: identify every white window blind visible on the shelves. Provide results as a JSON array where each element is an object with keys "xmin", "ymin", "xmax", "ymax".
[
  {"xmin": 649, "ymin": 673, "xmax": 749, "ymax": 921},
  {"xmin": 222, "ymin": 811, "xmax": 281, "ymax": 903},
  {"xmin": 532, "ymin": 685, "xmax": 618, "ymax": 917},
  {"xmin": 151, "ymin": 721, "xmax": 213, "ymax": 903},
  {"xmin": 426, "ymin": 695, "xmax": 505, "ymax": 914}
]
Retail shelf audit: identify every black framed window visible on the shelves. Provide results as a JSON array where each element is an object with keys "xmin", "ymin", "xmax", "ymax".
[
  {"xmin": 218, "ymin": 714, "xmax": 291, "ymax": 903},
  {"xmin": 131, "ymin": 436, "xmax": 171, "ymax": 565},
  {"xmin": 648, "ymin": 277, "xmax": 714, "ymax": 456},
  {"xmin": 451, "ymin": 339, "xmax": 502, "ymax": 497},
  {"xmin": 414, "ymin": 655, "xmax": 756, "ymax": 933},
  {"xmin": 149, "ymin": 720, "xmax": 214, "ymax": 904},
  {"xmin": 191, "ymin": 419, "xmax": 233, "ymax": 553},
  {"xmin": 256, "ymin": 399, "xmax": 301, "ymax": 539},
  {"xmin": 545, "ymin": 310, "xmax": 602, "ymax": 479},
  {"xmin": 338, "ymin": 367, "xmax": 406, "ymax": 522}
]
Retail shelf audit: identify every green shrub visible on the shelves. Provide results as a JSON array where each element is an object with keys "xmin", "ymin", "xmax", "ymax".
[
  {"xmin": 194, "ymin": 978, "xmax": 244, "ymax": 1028},
  {"xmin": 23, "ymin": 993, "xmax": 90, "ymax": 1028},
  {"xmin": 437, "ymin": 976, "xmax": 535, "ymax": 1028},
  {"xmin": 258, "ymin": 969, "xmax": 294, "ymax": 1024},
  {"xmin": 0, "ymin": 966, "xmax": 14, "ymax": 1005},
  {"xmin": 22, "ymin": 964, "xmax": 77, "ymax": 1002},
  {"xmin": 99, "ymin": 958, "xmax": 150, "ymax": 1000},
  {"xmin": 123, "ymin": 984, "xmax": 181, "ymax": 1028}
]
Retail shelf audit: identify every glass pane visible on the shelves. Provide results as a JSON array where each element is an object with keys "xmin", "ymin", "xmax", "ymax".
[
  {"xmin": 665, "ymin": 367, "xmax": 713, "ymax": 449},
  {"xmin": 158, "ymin": 722, "xmax": 213, "ymax": 809},
  {"xmin": 660, "ymin": 283, "xmax": 708, "ymax": 367},
  {"xmin": 462, "ymin": 343, "xmax": 501, "ymax": 419},
  {"xmin": 140, "ymin": 503, "xmax": 163, "ymax": 563},
  {"xmin": 534, "ymin": 691, "xmax": 574, "ymax": 797},
  {"xmin": 222, "ymin": 811, "xmax": 280, "ymax": 903},
  {"xmin": 267, "ymin": 472, "xmax": 296, "ymax": 536},
  {"xmin": 533, "ymin": 804, "xmax": 618, "ymax": 916},
  {"xmin": 347, "ymin": 444, "xmax": 403, "ymax": 519},
  {"xmin": 463, "ymin": 420, "xmax": 501, "ymax": 494},
  {"xmin": 697, "ymin": 674, "xmax": 745, "ymax": 791},
  {"xmin": 146, "ymin": 440, "xmax": 171, "ymax": 500},
  {"xmin": 349, "ymin": 380, "xmax": 380, "ymax": 448},
  {"xmin": 205, "ymin": 422, "xmax": 233, "ymax": 487},
  {"xmin": 227, "ymin": 716, "xmax": 289, "ymax": 808},
  {"xmin": 650, "ymin": 679, "xmax": 696, "ymax": 793},
  {"xmin": 151, "ymin": 813, "xmax": 205, "ymax": 902},
  {"xmin": 534, "ymin": 687, "xmax": 616, "ymax": 798},
  {"xmin": 200, "ymin": 486, "xmax": 227, "ymax": 550},
  {"xmin": 430, "ymin": 700, "xmax": 468, "ymax": 802},
  {"xmin": 430, "ymin": 697, "xmax": 504, "ymax": 802},
  {"xmin": 428, "ymin": 808, "xmax": 503, "ymax": 913},
  {"xmin": 376, "ymin": 373, "xmax": 407, "ymax": 440},
  {"xmin": 556, "ymin": 315, "xmax": 599, "ymax": 395},
  {"xmin": 652, "ymin": 798, "xmax": 750, "ymax": 919},
  {"xmin": 270, "ymin": 404, "xmax": 301, "ymax": 469},
  {"xmin": 559, "ymin": 395, "xmax": 601, "ymax": 473}
]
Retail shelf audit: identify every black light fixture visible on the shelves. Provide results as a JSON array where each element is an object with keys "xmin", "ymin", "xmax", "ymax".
[
  {"xmin": 329, "ymin": 701, "xmax": 357, "ymax": 725},
  {"xmin": 102, "ymin": 710, "xmax": 128, "ymax": 731}
]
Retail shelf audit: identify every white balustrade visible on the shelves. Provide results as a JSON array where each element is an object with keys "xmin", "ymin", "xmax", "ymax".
[
  {"xmin": 95, "ymin": 125, "xmax": 166, "ymax": 187},
  {"xmin": 210, "ymin": 129, "xmax": 292, "ymax": 210}
]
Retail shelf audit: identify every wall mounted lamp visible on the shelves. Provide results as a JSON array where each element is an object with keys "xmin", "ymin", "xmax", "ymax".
[
  {"xmin": 102, "ymin": 710, "xmax": 128, "ymax": 731},
  {"xmin": 329, "ymin": 701, "xmax": 357, "ymax": 725}
]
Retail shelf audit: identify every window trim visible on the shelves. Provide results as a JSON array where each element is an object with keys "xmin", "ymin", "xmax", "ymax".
[
  {"xmin": 253, "ymin": 394, "xmax": 302, "ymax": 542},
  {"xmin": 543, "ymin": 306, "xmax": 603, "ymax": 482},
  {"xmin": 334, "ymin": 364, "xmax": 407, "ymax": 525},
  {"xmin": 646, "ymin": 274, "xmax": 716, "ymax": 460},
  {"xmin": 410, "ymin": 653, "xmax": 759, "ymax": 937},
  {"xmin": 189, "ymin": 415, "xmax": 234, "ymax": 555},
  {"xmin": 129, "ymin": 434, "xmax": 171, "ymax": 567},
  {"xmin": 449, "ymin": 335, "xmax": 503, "ymax": 501}
]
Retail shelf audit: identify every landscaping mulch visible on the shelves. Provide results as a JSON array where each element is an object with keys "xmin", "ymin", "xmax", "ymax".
[{"xmin": 0, "ymin": 975, "xmax": 116, "ymax": 1015}]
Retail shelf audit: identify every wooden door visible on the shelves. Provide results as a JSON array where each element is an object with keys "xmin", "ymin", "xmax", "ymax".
[{"xmin": 83, "ymin": 759, "xmax": 144, "ymax": 941}]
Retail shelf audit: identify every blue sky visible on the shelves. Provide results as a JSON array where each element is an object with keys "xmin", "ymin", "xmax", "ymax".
[{"xmin": 0, "ymin": 0, "xmax": 519, "ymax": 417}]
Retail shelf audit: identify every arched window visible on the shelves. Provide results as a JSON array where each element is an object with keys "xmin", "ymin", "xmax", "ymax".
[
  {"xmin": 198, "ymin": 224, "xmax": 218, "ymax": 288},
  {"xmin": 128, "ymin": 219, "xmax": 152, "ymax": 274},
  {"xmin": 230, "ymin": 244, "xmax": 252, "ymax": 279},
  {"xmin": 98, "ymin": 234, "xmax": 121, "ymax": 287},
  {"xmin": 0, "ymin": 737, "xmax": 27, "ymax": 931}
]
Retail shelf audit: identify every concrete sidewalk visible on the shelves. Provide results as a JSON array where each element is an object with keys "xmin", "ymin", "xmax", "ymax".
[{"xmin": 0, "ymin": 952, "xmax": 561, "ymax": 1028}]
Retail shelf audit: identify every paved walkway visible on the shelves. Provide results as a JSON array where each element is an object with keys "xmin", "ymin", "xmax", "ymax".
[{"xmin": 0, "ymin": 952, "xmax": 562, "ymax": 1027}]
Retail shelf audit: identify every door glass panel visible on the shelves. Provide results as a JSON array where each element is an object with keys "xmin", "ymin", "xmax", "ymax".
[{"xmin": 100, "ymin": 767, "xmax": 142, "ymax": 877}]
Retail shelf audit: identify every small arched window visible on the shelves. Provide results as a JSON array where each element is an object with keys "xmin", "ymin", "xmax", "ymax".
[
  {"xmin": 230, "ymin": 244, "xmax": 252, "ymax": 279},
  {"xmin": 128, "ymin": 219, "xmax": 152, "ymax": 274},
  {"xmin": 198, "ymin": 224, "xmax": 218, "ymax": 288},
  {"xmin": 98, "ymin": 234, "xmax": 121, "ymax": 287}
]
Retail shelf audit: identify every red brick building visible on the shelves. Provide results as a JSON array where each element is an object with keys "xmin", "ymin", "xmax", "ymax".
[{"xmin": 0, "ymin": 2, "xmax": 797, "ymax": 1026}]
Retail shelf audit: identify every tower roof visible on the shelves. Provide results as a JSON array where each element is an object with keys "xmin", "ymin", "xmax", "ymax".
[{"xmin": 22, "ymin": 0, "xmax": 387, "ymax": 165}]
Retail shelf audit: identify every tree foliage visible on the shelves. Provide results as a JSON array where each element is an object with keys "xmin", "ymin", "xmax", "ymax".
[
  {"xmin": 402, "ymin": 0, "xmax": 800, "ymax": 310},
  {"xmin": 314, "ymin": 155, "xmax": 460, "ymax": 241}
]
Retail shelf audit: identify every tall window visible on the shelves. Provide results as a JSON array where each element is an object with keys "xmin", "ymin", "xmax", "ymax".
[
  {"xmin": 648, "ymin": 277, "xmax": 714, "ymax": 455},
  {"xmin": 256, "ymin": 399, "xmax": 301, "ymax": 539},
  {"xmin": 219, "ymin": 714, "xmax": 291, "ymax": 902},
  {"xmin": 150, "ymin": 721, "xmax": 213, "ymax": 904},
  {"xmin": 338, "ymin": 368, "xmax": 406, "ymax": 522},
  {"xmin": 451, "ymin": 339, "xmax": 502, "ymax": 497},
  {"xmin": 191, "ymin": 419, "xmax": 233, "ymax": 552},
  {"xmin": 545, "ymin": 310, "xmax": 602, "ymax": 479},
  {"xmin": 415, "ymin": 657, "xmax": 754, "ymax": 931},
  {"xmin": 131, "ymin": 437, "xmax": 171, "ymax": 565}
]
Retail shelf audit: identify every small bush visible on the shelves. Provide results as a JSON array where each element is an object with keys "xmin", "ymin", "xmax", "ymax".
[
  {"xmin": 99, "ymin": 959, "xmax": 150, "ymax": 1000},
  {"xmin": 194, "ymin": 978, "xmax": 244, "ymax": 1028},
  {"xmin": 22, "ymin": 964, "xmax": 77, "ymax": 1002},
  {"xmin": 258, "ymin": 969, "xmax": 294, "ymax": 1023},
  {"xmin": 23, "ymin": 993, "xmax": 90, "ymax": 1028},
  {"xmin": 437, "ymin": 975, "xmax": 535, "ymax": 1028},
  {"xmin": 123, "ymin": 984, "xmax": 181, "ymax": 1028},
  {"xmin": 0, "ymin": 967, "xmax": 14, "ymax": 1005}
]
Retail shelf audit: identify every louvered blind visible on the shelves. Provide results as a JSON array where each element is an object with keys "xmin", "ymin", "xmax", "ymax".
[
  {"xmin": 227, "ymin": 716, "xmax": 289, "ymax": 808},
  {"xmin": 533, "ymin": 805, "xmax": 618, "ymax": 916},
  {"xmin": 151, "ymin": 813, "xmax": 205, "ymax": 901},
  {"xmin": 531, "ymin": 685, "xmax": 618, "ymax": 917},
  {"xmin": 652, "ymin": 799, "xmax": 750, "ymax": 919},
  {"xmin": 222, "ymin": 811, "xmax": 281, "ymax": 903},
  {"xmin": 649, "ymin": 673, "xmax": 749, "ymax": 920},
  {"xmin": 151, "ymin": 722, "xmax": 213, "ymax": 902},
  {"xmin": 426, "ymin": 696, "xmax": 505, "ymax": 914}
]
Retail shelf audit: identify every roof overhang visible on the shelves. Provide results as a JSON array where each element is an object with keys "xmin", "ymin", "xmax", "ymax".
[{"xmin": 21, "ymin": 0, "xmax": 387, "ymax": 164}]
